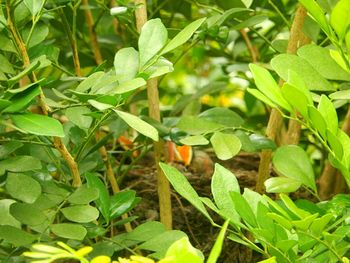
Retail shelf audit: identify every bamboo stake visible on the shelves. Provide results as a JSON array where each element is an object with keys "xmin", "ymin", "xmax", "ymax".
[
  {"xmin": 256, "ymin": 5, "xmax": 310, "ymax": 193},
  {"xmin": 6, "ymin": 1, "xmax": 82, "ymax": 187},
  {"xmin": 134, "ymin": 0, "xmax": 172, "ymax": 229}
]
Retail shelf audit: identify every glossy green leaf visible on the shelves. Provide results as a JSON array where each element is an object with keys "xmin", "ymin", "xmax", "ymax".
[
  {"xmin": 65, "ymin": 106, "xmax": 92, "ymax": 130},
  {"xmin": 0, "ymin": 225, "xmax": 36, "ymax": 246},
  {"xmin": 24, "ymin": 0, "xmax": 43, "ymax": 16},
  {"xmin": 114, "ymin": 47, "xmax": 139, "ymax": 83},
  {"xmin": 11, "ymin": 113, "xmax": 65, "ymax": 137},
  {"xmin": 0, "ymin": 141, "xmax": 23, "ymax": 159},
  {"xmin": 113, "ymin": 78, "xmax": 146, "ymax": 94},
  {"xmin": 210, "ymin": 132, "xmax": 241, "ymax": 160},
  {"xmin": 207, "ymin": 220, "xmax": 229, "ymax": 263},
  {"xmin": 267, "ymin": 213, "xmax": 293, "ymax": 230},
  {"xmin": 164, "ymin": 237, "xmax": 203, "ymax": 263},
  {"xmin": 249, "ymin": 64, "xmax": 291, "ymax": 110},
  {"xmin": 326, "ymin": 129, "xmax": 343, "ymax": 159},
  {"xmin": 271, "ymin": 54, "xmax": 334, "ymax": 91},
  {"xmin": 310, "ymin": 213, "xmax": 334, "ymax": 236},
  {"xmin": 246, "ymin": 88, "xmax": 277, "ymax": 108},
  {"xmin": 308, "ymin": 106, "xmax": 327, "ymax": 139},
  {"xmin": 61, "ymin": 205, "xmax": 99, "ymax": 223},
  {"xmin": 110, "ymin": 190, "xmax": 138, "ymax": 219},
  {"xmin": 330, "ymin": 0, "xmax": 350, "ymax": 40},
  {"xmin": 159, "ymin": 163, "xmax": 213, "ymax": 223},
  {"xmin": 287, "ymin": 70, "xmax": 313, "ymax": 104},
  {"xmin": 10, "ymin": 203, "xmax": 46, "ymax": 226},
  {"xmin": 68, "ymin": 185, "xmax": 99, "ymax": 205},
  {"xmin": 139, "ymin": 18, "xmax": 168, "ymax": 68},
  {"xmin": 88, "ymin": 99, "xmax": 114, "ymax": 111},
  {"xmin": 0, "ymin": 54, "xmax": 15, "ymax": 74},
  {"xmin": 329, "ymin": 89, "xmax": 350, "ymax": 100},
  {"xmin": 212, "ymin": 163, "xmax": 239, "ymax": 210},
  {"xmin": 292, "ymin": 213, "xmax": 319, "ymax": 231},
  {"xmin": 198, "ymin": 107, "xmax": 244, "ymax": 127},
  {"xmin": 298, "ymin": 0, "xmax": 330, "ymax": 33},
  {"xmin": 281, "ymin": 83, "xmax": 309, "ymax": 117},
  {"xmin": 23, "ymin": 22, "xmax": 49, "ymax": 48},
  {"xmin": 114, "ymin": 110, "xmax": 158, "ymax": 141},
  {"xmin": 0, "ymin": 155, "xmax": 40, "ymax": 175},
  {"xmin": 230, "ymin": 191, "xmax": 258, "ymax": 227},
  {"xmin": 8, "ymin": 60, "xmax": 40, "ymax": 86},
  {"xmin": 280, "ymin": 194, "xmax": 310, "ymax": 219},
  {"xmin": 51, "ymin": 223, "xmax": 87, "ymax": 240},
  {"xmin": 318, "ymin": 95, "xmax": 338, "ymax": 135},
  {"xmin": 180, "ymin": 135, "xmax": 209, "ymax": 146},
  {"xmin": 76, "ymin": 72, "xmax": 104, "ymax": 92},
  {"xmin": 297, "ymin": 44, "xmax": 350, "ymax": 81},
  {"xmin": 3, "ymin": 86, "xmax": 40, "ymax": 113},
  {"xmin": 85, "ymin": 173, "xmax": 110, "ymax": 223},
  {"xmin": 265, "ymin": 177, "xmax": 302, "ymax": 193},
  {"xmin": 273, "ymin": 145, "xmax": 316, "ymax": 191},
  {"xmin": 6, "ymin": 173, "xmax": 41, "ymax": 203},
  {"xmin": 161, "ymin": 18, "xmax": 206, "ymax": 55},
  {"xmin": 177, "ymin": 116, "xmax": 223, "ymax": 135},
  {"xmin": 0, "ymin": 199, "xmax": 21, "ymax": 228}
]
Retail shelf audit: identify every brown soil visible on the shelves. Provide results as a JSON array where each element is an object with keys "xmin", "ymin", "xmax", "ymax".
[{"xmin": 123, "ymin": 151, "xmax": 264, "ymax": 263}]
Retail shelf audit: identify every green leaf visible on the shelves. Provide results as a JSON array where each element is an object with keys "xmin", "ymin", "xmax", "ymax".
[
  {"xmin": 230, "ymin": 191, "xmax": 258, "ymax": 227},
  {"xmin": 68, "ymin": 185, "xmax": 99, "ymax": 205},
  {"xmin": 330, "ymin": 0, "xmax": 350, "ymax": 40},
  {"xmin": 210, "ymin": 132, "xmax": 241, "ymax": 160},
  {"xmin": 177, "ymin": 116, "xmax": 223, "ymax": 135},
  {"xmin": 310, "ymin": 213, "xmax": 333, "ymax": 236},
  {"xmin": 3, "ymin": 86, "xmax": 41, "ymax": 113},
  {"xmin": 180, "ymin": 135, "xmax": 209, "ymax": 146},
  {"xmin": 0, "ymin": 199, "xmax": 21, "ymax": 228},
  {"xmin": 271, "ymin": 54, "xmax": 334, "ymax": 91},
  {"xmin": 6, "ymin": 173, "xmax": 41, "ymax": 203},
  {"xmin": 9, "ymin": 203, "xmax": 46, "ymax": 226},
  {"xmin": 0, "ymin": 54, "xmax": 15, "ymax": 74},
  {"xmin": 8, "ymin": 60, "xmax": 40, "ymax": 86},
  {"xmin": 114, "ymin": 47, "xmax": 139, "ymax": 83},
  {"xmin": 11, "ymin": 113, "xmax": 65, "ymax": 137},
  {"xmin": 24, "ymin": 0, "xmax": 43, "ymax": 16},
  {"xmin": 61, "ymin": 205, "xmax": 99, "ymax": 223},
  {"xmin": 66, "ymin": 106, "xmax": 92, "ymax": 130},
  {"xmin": 0, "ymin": 225, "xmax": 36, "ymax": 246},
  {"xmin": 329, "ymin": 89, "xmax": 350, "ymax": 100},
  {"xmin": 76, "ymin": 72, "xmax": 104, "ymax": 92},
  {"xmin": 85, "ymin": 173, "xmax": 110, "ymax": 223},
  {"xmin": 164, "ymin": 237, "xmax": 203, "ymax": 263},
  {"xmin": 88, "ymin": 99, "xmax": 114, "ymax": 111},
  {"xmin": 280, "ymin": 193, "xmax": 310, "ymax": 219},
  {"xmin": 273, "ymin": 145, "xmax": 316, "ymax": 191},
  {"xmin": 246, "ymin": 88, "xmax": 278, "ymax": 108},
  {"xmin": 139, "ymin": 230, "xmax": 187, "ymax": 254},
  {"xmin": 198, "ymin": 107, "xmax": 244, "ymax": 127},
  {"xmin": 298, "ymin": 0, "xmax": 330, "ymax": 34},
  {"xmin": 318, "ymin": 95, "xmax": 338, "ymax": 135},
  {"xmin": 297, "ymin": 44, "xmax": 350, "ymax": 81},
  {"xmin": 267, "ymin": 213, "xmax": 293, "ymax": 230},
  {"xmin": 159, "ymin": 163, "xmax": 213, "ymax": 223},
  {"xmin": 265, "ymin": 177, "xmax": 302, "ymax": 193},
  {"xmin": 326, "ymin": 129, "xmax": 343, "ymax": 159},
  {"xmin": 281, "ymin": 83, "xmax": 309, "ymax": 118},
  {"xmin": 308, "ymin": 106, "xmax": 327, "ymax": 139},
  {"xmin": 207, "ymin": 220, "xmax": 229, "ymax": 263},
  {"xmin": 0, "ymin": 155, "xmax": 41, "ymax": 175},
  {"xmin": 249, "ymin": 64, "xmax": 291, "ymax": 110},
  {"xmin": 211, "ymin": 164, "xmax": 240, "ymax": 222},
  {"xmin": 113, "ymin": 78, "xmax": 146, "ymax": 94},
  {"xmin": 51, "ymin": 223, "xmax": 87, "ymax": 240},
  {"xmin": 110, "ymin": 190, "xmax": 138, "ymax": 219},
  {"xmin": 287, "ymin": 70, "xmax": 313, "ymax": 104},
  {"xmin": 114, "ymin": 110, "xmax": 158, "ymax": 141},
  {"xmin": 161, "ymin": 18, "xmax": 206, "ymax": 55},
  {"xmin": 139, "ymin": 18, "xmax": 168, "ymax": 68}
]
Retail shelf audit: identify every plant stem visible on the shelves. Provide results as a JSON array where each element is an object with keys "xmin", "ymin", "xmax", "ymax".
[
  {"xmin": 82, "ymin": 0, "xmax": 103, "ymax": 64},
  {"xmin": 6, "ymin": 0, "xmax": 81, "ymax": 187},
  {"xmin": 134, "ymin": 0, "xmax": 173, "ymax": 230},
  {"xmin": 256, "ymin": 4, "xmax": 310, "ymax": 194}
]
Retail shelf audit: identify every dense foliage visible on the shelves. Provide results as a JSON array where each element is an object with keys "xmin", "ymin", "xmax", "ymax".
[{"xmin": 1, "ymin": 0, "xmax": 350, "ymax": 262}]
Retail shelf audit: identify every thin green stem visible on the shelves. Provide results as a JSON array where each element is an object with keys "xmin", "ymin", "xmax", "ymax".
[
  {"xmin": 75, "ymin": 110, "xmax": 114, "ymax": 161},
  {"xmin": 25, "ymin": 0, "xmax": 47, "ymax": 46},
  {"xmin": 268, "ymin": 0, "xmax": 291, "ymax": 28}
]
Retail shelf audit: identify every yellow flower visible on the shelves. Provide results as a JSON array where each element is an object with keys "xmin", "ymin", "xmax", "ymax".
[
  {"xmin": 75, "ymin": 246, "xmax": 93, "ymax": 257},
  {"xmin": 91, "ymin": 255, "xmax": 111, "ymax": 263}
]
